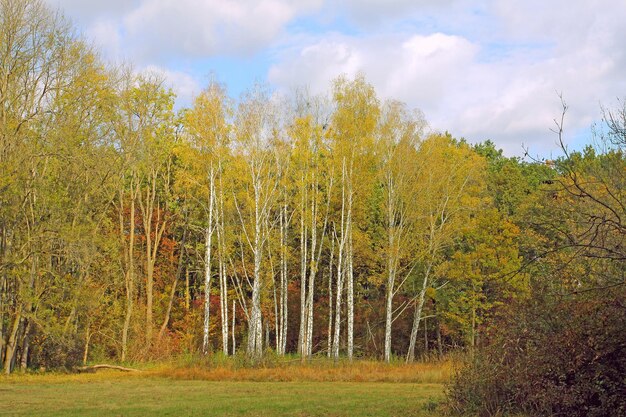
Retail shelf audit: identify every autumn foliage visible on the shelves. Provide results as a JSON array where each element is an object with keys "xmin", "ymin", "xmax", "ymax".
[{"xmin": 1, "ymin": 2, "xmax": 625, "ymax": 416}]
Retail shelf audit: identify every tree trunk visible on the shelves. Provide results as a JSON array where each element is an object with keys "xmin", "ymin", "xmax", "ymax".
[
  {"xmin": 407, "ymin": 263, "xmax": 431, "ymax": 363},
  {"xmin": 138, "ymin": 167, "xmax": 169, "ymax": 347},
  {"xmin": 384, "ymin": 267, "xmax": 394, "ymax": 362},
  {"xmin": 219, "ymin": 252, "xmax": 228, "ymax": 355},
  {"xmin": 232, "ymin": 299, "xmax": 236, "ymax": 355},
  {"xmin": 83, "ymin": 327, "xmax": 91, "ymax": 365},
  {"xmin": 384, "ymin": 174, "xmax": 399, "ymax": 363},
  {"xmin": 3, "ymin": 310, "xmax": 21, "ymax": 374},
  {"xmin": 0, "ymin": 274, "xmax": 6, "ymax": 363},
  {"xmin": 423, "ymin": 317, "xmax": 428, "ymax": 357},
  {"xmin": 276, "ymin": 199, "xmax": 288, "ymax": 355},
  {"xmin": 247, "ymin": 177, "xmax": 263, "ymax": 360},
  {"xmin": 216, "ymin": 170, "xmax": 229, "ymax": 356},
  {"xmin": 471, "ymin": 303, "xmax": 476, "ymax": 350},
  {"xmin": 19, "ymin": 319, "xmax": 30, "ymax": 371},
  {"xmin": 121, "ymin": 277, "xmax": 133, "ymax": 362},
  {"xmin": 248, "ymin": 239, "xmax": 262, "ymax": 358},
  {"xmin": 185, "ymin": 268, "xmax": 190, "ymax": 312},
  {"xmin": 159, "ymin": 220, "xmax": 187, "ymax": 340},
  {"xmin": 434, "ymin": 299, "xmax": 443, "ymax": 358},
  {"xmin": 304, "ymin": 188, "xmax": 317, "ymax": 358},
  {"xmin": 298, "ymin": 176, "xmax": 308, "ymax": 356},
  {"xmin": 120, "ymin": 183, "xmax": 137, "ymax": 362},
  {"xmin": 333, "ymin": 160, "xmax": 348, "ymax": 360},
  {"xmin": 159, "ymin": 277, "xmax": 178, "ymax": 340},
  {"xmin": 144, "ymin": 182, "xmax": 155, "ymax": 344},
  {"xmin": 346, "ymin": 201, "xmax": 354, "ymax": 361},
  {"xmin": 265, "ymin": 321, "xmax": 270, "ymax": 351},
  {"xmin": 326, "ymin": 236, "xmax": 335, "ymax": 358},
  {"xmin": 202, "ymin": 167, "xmax": 216, "ymax": 354},
  {"xmin": 77, "ymin": 364, "xmax": 142, "ymax": 372}
]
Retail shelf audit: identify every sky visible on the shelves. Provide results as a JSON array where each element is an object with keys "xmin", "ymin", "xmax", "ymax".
[{"xmin": 45, "ymin": 0, "xmax": 626, "ymax": 157}]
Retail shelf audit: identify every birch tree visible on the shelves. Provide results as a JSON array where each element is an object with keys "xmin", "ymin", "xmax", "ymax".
[
  {"xmin": 182, "ymin": 81, "xmax": 232, "ymax": 354},
  {"xmin": 271, "ymin": 126, "xmax": 292, "ymax": 356},
  {"xmin": 329, "ymin": 75, "xmax": 379, "ymax": 360},
  {"xmin": 291, "ymin": 110, "xmax": 333, "ymax": 359},
  {"xmin": 406, "ymin": 134, "xmax": 486, "ymax": 362},
  {"xmin": 377, "ymin": 101, "xmax": 424, "ymax": 362},
  {"xmin": 233, "ymin": 86, "xmax": 278, "ymax": 360}
]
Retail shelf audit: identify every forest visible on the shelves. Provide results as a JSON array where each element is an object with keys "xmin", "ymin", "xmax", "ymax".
[{"xmin": 1, "ymin": 1, "xmax": 625, "ymax": 416}]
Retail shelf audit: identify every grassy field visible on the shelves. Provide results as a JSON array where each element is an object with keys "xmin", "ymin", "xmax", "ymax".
[{"xmin": 0, "ymin": 361, "xmax": 449, "ymax": 416}]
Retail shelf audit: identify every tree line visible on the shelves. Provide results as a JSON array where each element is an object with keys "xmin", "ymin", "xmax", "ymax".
[{"xmin": 2, "ymin": 2, "xmax": 624, "ymax": 398}]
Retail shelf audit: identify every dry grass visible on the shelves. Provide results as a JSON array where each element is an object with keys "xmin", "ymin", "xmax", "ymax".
[
  {"xmin": 0, "ymin": 369, "xmax": 146, "ymax": 385},
  {"xmin": 151, "ymin": 357, "xmax": 453, "ymax": 383},
  {"xmin": 0, "ymin": 357, "xmax": 453, "ymax": 385}
]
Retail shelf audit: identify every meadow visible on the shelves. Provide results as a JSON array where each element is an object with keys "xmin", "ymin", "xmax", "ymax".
[{"xmin": 0, "ymin": 360, "xmax": 449, "ymax": 416}]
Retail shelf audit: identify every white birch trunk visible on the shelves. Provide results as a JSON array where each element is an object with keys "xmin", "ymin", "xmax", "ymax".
[
  {"xmin": 217, "ymin": 185, "xmax": 229, "ymax": 354},
  {"xmin": 326, "ymin": 235, "xmax": 335, "ymax": 358},
  {"xmin": 407, "ymin": 196, "xmax": 452, "ymax": 362},
  {"xmin": 298, "ymin": 174, "xmax": 308, "ymax": 356},
  {"xmin": 232, "ymin": 299, "xmax": 236, "ymax": 355},
  {"xmin": 247, "ymin": 174, "xmax": 263, "ymax": 360},
  {"xmin": 221, "ymin": 260, "xmax": 229, "ymax": 355},
  {"xmin": 332, "ymin": 159, "xmax": 348, "ymax": 360},
  {"xmin": 202, "ymin": 167, "xmax": 216, "ymax": 355},
  {"xmin": 218, "ymin": 232, "xmax": 228, "ymax": 355},
  {"xmin": 407, "ymin": 262, "xmax": 432, "ymax": 363},
  {"xmin": 346, "ymin": 187, "xmax": 354, "ymax": 361},
  {"xmin": 277, "ymin": 197, "xmax": 288, "ymax": 355},
  {"xmin": 384, "ymin": 174, "xmax": 398, "ymax": 363},
  {"xmin": 384, "ymin": 266, "xmax": 395, "ymax": 362},
  {"xmin": 273, "ymin": 279, "xmax": 279, "ymax": 352},
  {"xmin": 304, "ymin": 180, "xmax": 317, "ymax": 358},
  {"xmin": 216, "ymin": 162, "xmax": 229, "ymax": 355},
  {"xmin": 276, "ymin": 212, "xmax": 283, "ymax": 354},
  {"xmin": 281, "ymin": 201, "xmax": 289, "ymax": 355}
]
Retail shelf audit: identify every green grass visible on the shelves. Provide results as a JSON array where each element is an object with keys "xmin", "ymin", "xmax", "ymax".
[{"xmin": 0, "ymin": 373, "xmax": 444, "ymax": 416}]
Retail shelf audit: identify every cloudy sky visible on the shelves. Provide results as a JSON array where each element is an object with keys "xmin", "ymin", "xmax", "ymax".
[{"xmin": 46, "ymin": 0, "xmax": 626, "ymax": 156}]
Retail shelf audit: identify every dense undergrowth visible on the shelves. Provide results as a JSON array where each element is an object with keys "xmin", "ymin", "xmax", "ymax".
[{"xmin": 446, "ymin": 291, "xmax": 626, "ymax": 417}]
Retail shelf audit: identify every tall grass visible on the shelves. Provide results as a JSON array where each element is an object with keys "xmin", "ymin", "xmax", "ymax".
[
  {"xmin": 1, "ymin": 353, "xmax": 453, "ymax": 385},
  {"xmin": 150, "ymin": 353, "xmax": 453, "ymax": 383}
]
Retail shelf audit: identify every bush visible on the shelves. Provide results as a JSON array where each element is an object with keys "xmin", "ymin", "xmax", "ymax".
[
  {"xmin": 446, "ymin": 290, "xmax": 626, "ymax": 417},
  {"xmin": 29, "ymin": 332, "xmax": 84, "ymax": 371}
]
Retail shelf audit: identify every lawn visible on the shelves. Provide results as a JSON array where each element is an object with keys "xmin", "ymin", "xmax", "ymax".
[{"xmin": 0, "ymin": 372, "xmax": 444, "ymax": 416}]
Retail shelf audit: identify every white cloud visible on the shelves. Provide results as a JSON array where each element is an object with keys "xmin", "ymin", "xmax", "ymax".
[
  {"xmin": 334, "ymin": 0, "xmax": 457, "ymax": 26},
  {"xmin": 45, "ymin": 0, "xmax": 138, "ymax": 22},
  {"xmin": 48, "ymin": 0, "xmax": 323, "ymax": 63},
  {"xmin": 493, "ymin": 0, "xmax": 626, "ymax": 46},
  {"xmin": 269, "ymin": 0, "xmax": 626, "ymax": 155},
  {"xmin": 46, "ymin": 0, "xmax": 626, "ymax": 156},
  {"xmin": 269, "ymin": 32, "xmax": 476, "ymax": 109},
  {"xmin": 86, "ymin": 19, "xmax": 124, "ymax": 61}
]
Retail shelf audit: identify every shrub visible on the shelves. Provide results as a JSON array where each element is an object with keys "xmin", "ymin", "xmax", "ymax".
[{"xmin": 446, "ymin": 290, "xmax": 626, "ymax": 417}]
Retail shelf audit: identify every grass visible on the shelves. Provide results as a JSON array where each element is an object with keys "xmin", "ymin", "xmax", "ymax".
[
  {"xmin": 0, "ymin": 359, "xmax": 449, "ymax": 416},
  {"xmin": 0, "ymin": 377, "xmax": 444, "ymax": 416},
  {"xmin": 152, "ymin": 357, "xmax": 453, "ymax": 383}
]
